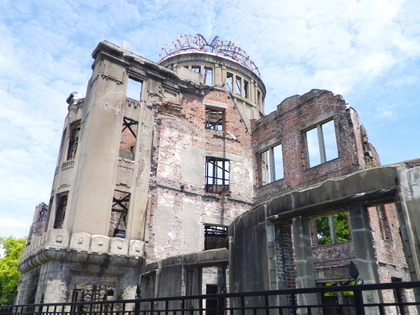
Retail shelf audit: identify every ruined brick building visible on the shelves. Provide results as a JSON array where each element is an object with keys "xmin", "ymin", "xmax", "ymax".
[{"xmin": 17, "ymin": 35, "xmax": 420, "ymax": 309}]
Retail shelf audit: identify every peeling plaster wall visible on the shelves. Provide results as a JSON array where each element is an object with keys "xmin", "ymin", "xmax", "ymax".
[{"xmin": 148, "ymin": 88, "xmax": 254, "ymax": 259}]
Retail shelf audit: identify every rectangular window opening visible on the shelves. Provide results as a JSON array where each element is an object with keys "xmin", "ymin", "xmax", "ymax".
[
  {"xmin": 191, "ymin": 66, "xmax": 201, "ymax": 74},
  {"xmin": 204, "ymin": 225, "xmax": 227, "ymax": 250},
  {"xmin": 109, "ymin": 191, "xmax": 130, "ymax": 238},
  {"xmin": 305, "ymin": 120, "xmax": 338, "ymax": 168},
  {"xmin": 205, "ymin": 157, "xmax": 230, "ymax": 194},
  {"xmin": 66, "ymin": 121, "xmax": 81, "ymax": 160},
  {"xmin": 235, "ymin": 76, "xmax": 241, "ymax": 96},
  {"xmin": 205, "ymin": 107, "xmax": 224, "ymax": 131},
  {"xmin": 126, "ymin": 78, "xmax": 142, "ymax": 101},
  {"xmin": 315, "ymin": 212, "xmax": 351, "ymax": 245},
  {"xmin": 260, "ymin": 144, "xmax": 283, "ymax": 185},
  {"xmin": 119, "ymin": 117, "xmax": 138, "ymax": 160},
  {"xmin": 204, "ymin": 67, "xmax": 213, "ymax": 86},
  {"xmin": 243, "ymin": 80, "xmax": 249, "ymax": 98},
  {"xmin": 205, "ymin": 284, "xmax": 219, "ymax": 315},
  {"xmin": 257, "ymin": 90, "xmax": 262, "ymax": 107},
  {"xmin": 226, "ymin": 73, "xmax": 233, "ymax": 92},
  {"xmin": 54, "ymin": 194, "xmax": 68, "ymax": 229}
]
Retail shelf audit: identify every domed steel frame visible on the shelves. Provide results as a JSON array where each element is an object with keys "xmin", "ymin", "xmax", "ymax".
[{"xmin": 158, "ymin": 34, "xmax": 261, "ymax": 78}]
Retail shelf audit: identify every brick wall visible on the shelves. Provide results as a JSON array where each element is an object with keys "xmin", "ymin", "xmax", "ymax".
[
  {"xmin": 146, "ymin": 87, "xmax": 254, "ymax": 259},
  {"xmin": 252, "ymin": 89, "xmax": 378, "ymax": 205}
]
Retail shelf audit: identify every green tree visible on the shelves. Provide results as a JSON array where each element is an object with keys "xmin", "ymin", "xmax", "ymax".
[
  {"xmin": 0, "ymin": 236, "xmax": 26, "ymax": 305},
  {"xmin": 316, "ymin": 213, "xmax": 351, "ymax": 245}
]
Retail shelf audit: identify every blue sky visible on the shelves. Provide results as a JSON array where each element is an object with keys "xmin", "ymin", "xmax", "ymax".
[{"xmin": 0, "ymin": 0, "xmax": 419, "ymax": 239}]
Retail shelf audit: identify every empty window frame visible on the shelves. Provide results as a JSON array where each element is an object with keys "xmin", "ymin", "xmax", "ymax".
[
  {"xmin": 261, "ymin": 144, "xmax": 283, "ymax": 185},
  {"xmin": 204, "ymin": 67, "xmax": 213, "ymax": 86},
  {"xmin": 305, "ymin": 120, "xmax": 338, "ymax": 168},
  {"xmin": 205, "ymin": 157, "xmax": 230, "ymax": 194},
  {"xmin": 226, "ymin": 73, "xmax": 233, "ymax": 92},
  {"xmin": 66, "ymin": 120, "xmax": 81, "ymax": 160},
  {"xmin": 235, "ymin": 76, "xmax": 242, "ymax": 96},
  {"xmin": 39, "ymin": 205, "xmax": 48, "ymax": 221},
  {"xmin": 204, "ymin": 225, "xmax": 227, "ymax": 250},
  {"xmin": 119, "ymin": 117, "xmax": 138, "ymax": 160},
  {"xmin": 316, "ymin": 212, "xmax": 351, "ymax": 245},
  {"xmin": 126, "ymin": 78, "xmax": 142, "ymax": 101},
  {"xmin": 205, "ymin": 107, "xmax": 224, "ymax": 131},
  {"xmin": 257, "ymin": 90, "xmax": 263, "ymax": 107},
  {"xmin": 243, "ymin": 80, "xmax": 249, "ymax": 98},
  {"xmin": 191, "ymin": 65, "xmax": 201, "ymax": 73},
  {"xmin": 109, "ymin": 191, "xmax": 130, "ymax": 238},
  {"xmin": 54, "ymin": 194, "xmax": 68, "ymax": 229}
]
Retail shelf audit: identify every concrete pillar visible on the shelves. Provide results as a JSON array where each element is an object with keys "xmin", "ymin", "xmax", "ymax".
[
  {"xmin": 214, "ymin": 64, "xmax": 222, "ymax": 86},
  {"xmin": 348, "ymin": 203, "xmax": 382, "ymax": 315},
  {"xmin": 395, "ymin": 165, "xmax": 420, "ymax": 310},
  {"xmin": 292, "ymin": 216, "xmax": 318, "ymax": 315}
]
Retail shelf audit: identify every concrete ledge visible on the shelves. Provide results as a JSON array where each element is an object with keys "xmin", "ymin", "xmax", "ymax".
[
  {"xmin": 19, "ymin": 231, "xmax": 146, "ymax": 273},
  {"xmin": 143, "ymin": 248, "xmax": 229, "ymax": 274},
  {"xmin": 263, "ymin": 164, "xmax": 404, "ymax": 224},
  {"xmin": 18, "ymin": 247, "xmax": 143, "ymax": 273}
]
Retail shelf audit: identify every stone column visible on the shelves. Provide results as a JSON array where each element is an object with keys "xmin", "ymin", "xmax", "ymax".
[
  {"xmin": 348, "ymin": 203, "xmax": 382, "ymax": 315},
  {"xmin": 292, "ymin": 216, "xmax": 318, "ymax": 315}
]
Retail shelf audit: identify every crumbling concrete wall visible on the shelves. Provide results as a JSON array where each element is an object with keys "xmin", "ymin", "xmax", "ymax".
[
  {"xmin": 27, "ymin": 203, "xmax": 48, "ymax": 245},
  {"xmin": 229, "ymin": 163, "xmax": 419, "ymax": 300}
]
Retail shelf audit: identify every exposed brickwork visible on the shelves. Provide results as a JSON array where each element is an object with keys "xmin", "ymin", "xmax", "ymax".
[
  {"xmin": 274, "ymin": 226, "xmax": 296, "ymax": 289},
  {"xmin": 367, "ymin": 203, "xmax": 410, "ymax": 284},
  {"xmin": 252, "ymin": 89, "xmax": 379, "ymax": 205},
  {"xmin": 147, "ymin": 87, "xmax": 254, "ymax": 259},
  {"xmin": 252, "ymin": 89, "xmax": 407, "ymax": 292}
]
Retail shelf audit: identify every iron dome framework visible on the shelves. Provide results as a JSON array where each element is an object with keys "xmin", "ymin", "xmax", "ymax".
[{"xmin": 158, "ymin": 34, "xmax": 261, "ymax": 78}]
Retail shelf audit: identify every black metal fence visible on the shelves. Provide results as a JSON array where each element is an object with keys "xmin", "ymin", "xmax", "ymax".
[{"xmin": 2, "ymin": 281, "xmax": 420, "ymax": 315}]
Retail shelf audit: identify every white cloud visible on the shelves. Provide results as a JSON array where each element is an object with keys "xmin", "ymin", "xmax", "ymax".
[{"xmin": 0, "ymin": 0, "xmax": 419, "ymax": 238}]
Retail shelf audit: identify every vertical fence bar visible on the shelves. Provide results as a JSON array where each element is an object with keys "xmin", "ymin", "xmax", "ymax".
[
  {"xmin": 135, "ymin": 299, "xmax": 141, "ymax": 315},
  {"xmin": 218, "ymin": 294, "xmax": 224, "ymax": 315},
  {"xmin": 353, "ymin": 287, "xmax": 365, "ymax": 315},
  {"xmin": 240, "ymin": 296, "xmax": 245, "ymax": 315},
  {"xmin": 264, "ymin": 294, "xmax": 269, "ymax": 315},
  {"xmin": 394, "ymin": 287, "xmax": 406, "ymax": 315},
  {"xmin": 291, "ymin": 294, "xmax": 297, "ymax": 315}
]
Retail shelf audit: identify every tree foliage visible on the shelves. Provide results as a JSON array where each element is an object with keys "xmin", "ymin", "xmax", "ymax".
[
  {"xmin": 316, "ymin": 213, "xmax": 351, "ymax": 245},
  {"xmin": 0, "ymin": 236, "xmax": 26, "ymax": 305}
]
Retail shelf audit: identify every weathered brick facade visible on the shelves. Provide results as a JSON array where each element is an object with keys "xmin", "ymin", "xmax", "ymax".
[{"xmin": 18, "ymin": 36, "xmax": 420, "ymax": 313}]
